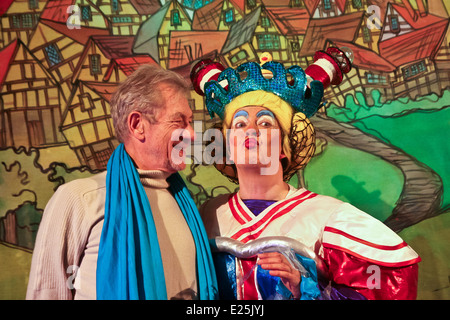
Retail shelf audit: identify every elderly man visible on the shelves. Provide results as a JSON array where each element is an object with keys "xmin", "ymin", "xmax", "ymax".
[{"xmin": 26, "ymin": 65, "xmax": 217, "ymax": 300}]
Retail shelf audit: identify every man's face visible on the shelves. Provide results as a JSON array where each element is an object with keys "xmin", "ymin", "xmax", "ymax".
[{"xmin": 140, "ymin": 85, "xmax": 194, "ymax": 173}]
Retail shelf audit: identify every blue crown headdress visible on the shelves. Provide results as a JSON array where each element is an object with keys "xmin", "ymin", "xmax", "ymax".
[{"xmin": 202, "ymin": 60, "xmax": 324, "ymax": 119}]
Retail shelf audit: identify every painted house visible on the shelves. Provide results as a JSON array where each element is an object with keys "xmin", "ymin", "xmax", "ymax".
[
  {"xmin": 218, "ymin": 0, "xmax": 245, "ymax": 31},
  {"xmin": 60, "ymin": 81, "xmax": 119, "ymax": 170},
  {"xmin": 103, "ymin": 54, "xmax": 157, "ymax": 83},
  {"xmin": 168, "ymin": 30, "xmax": 229, "ymax": 127},
  {"xmin": 64, "ymin": 38, "xmax": 156, "ymax": 170},
  {"xmin": 95, "ymin": 0, "xmax": 156, "ymax": 36},
  {"xmin": 310, "ymin": 0, "xmax": 347, "ymax": 18},
  {"xmin": 379, "ymin": 2, "xmax": 448, "ymax": 99},
  {"xmin": 299, "ymin": 10, "xmax": 363, "ymax": 107},
  {"xmin": 0, "ymin": 0, "xmax": 46, "ymax": 47},
  {"xmin": 133, "ymin": 0, "xmax": 192, "ymax": 69},
  {"xmin": 27, "ymin": 1, "xmax": 110, "ymax": 104},
  {"xmin": 221, "ymin": 5, "xmax": 293, "ymax": 68},
  {"xmin": 192, "ymin": 0, "xmax": 244, "ymax": 31},
  {"xmin": 332, "ymin": 39, "xmax": 396, "ymax": 105},
  {"xmin": 265, "ymin": 5, "xmax": 310, "ymax": 66},
  {"xmin": 0, "ymin": 39, "xmax": 65, "ymax": 149},
  {"xmin": 71, "ymin": 35, "xmax": 135, "ymax": 83}
]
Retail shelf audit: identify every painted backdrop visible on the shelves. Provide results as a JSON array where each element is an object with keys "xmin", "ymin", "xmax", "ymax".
[{"xmin": 0, "ymin": 0, "xmax": 449, "ymax": 299}]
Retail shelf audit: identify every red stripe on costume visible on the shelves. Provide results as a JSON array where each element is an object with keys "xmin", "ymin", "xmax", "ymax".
[
  {"xmin": 234, "ymin": 194, "xmax": 253, "ymax": 223},
  {"xmin": 324, "ymin": 226, "xmax": 408, "ymax": 250},
  {"xmin": 228, "ymin": 194, "xmax": 247, "ymax": 225},
  {"xmin": 322, "ymin": 243, "xmax": 421, "ymax": 268},
  {"xmin": 232, "ymin": 192, "xmax": 318, "ymax": 243}
]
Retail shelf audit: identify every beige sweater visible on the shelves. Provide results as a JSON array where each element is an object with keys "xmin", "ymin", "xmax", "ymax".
[{"xmin": 26, "ymin": 170, "xmax": 197, "ymax": 300}]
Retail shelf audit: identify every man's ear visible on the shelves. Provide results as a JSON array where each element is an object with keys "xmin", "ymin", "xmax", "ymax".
[{"xmin": 127, "ymin": 111, "xmax": 145, "ymax": 140}]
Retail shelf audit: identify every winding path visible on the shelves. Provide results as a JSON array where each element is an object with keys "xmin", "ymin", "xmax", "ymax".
[{"xmin": 311, "ymin": 114, "xmax": 444, "ymax": 233}]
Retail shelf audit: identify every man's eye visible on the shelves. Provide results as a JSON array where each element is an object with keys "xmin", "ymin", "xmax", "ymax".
[{"xmin": 235, "ymin": 122, "xmax": 246, "ymax": 128}]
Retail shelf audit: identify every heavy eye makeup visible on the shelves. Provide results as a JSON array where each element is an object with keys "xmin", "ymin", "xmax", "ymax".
[
  {"xmin": 256, "ymin": 110, "xmax": 277, "ymax": 128},
  {"xmin": 231, "ymin": 110, "xmax": 249, "ymax": 129}
]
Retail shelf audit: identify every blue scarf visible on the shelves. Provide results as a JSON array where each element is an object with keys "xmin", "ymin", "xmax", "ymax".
[{"xmin": 96, "ymin": 144, "xmax": 218, "ymax": 300}]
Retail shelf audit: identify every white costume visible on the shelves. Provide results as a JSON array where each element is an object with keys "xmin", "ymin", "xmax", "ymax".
[{"xmin": 201, "ymin": 186, "xmax": 420, "ymax": 300}]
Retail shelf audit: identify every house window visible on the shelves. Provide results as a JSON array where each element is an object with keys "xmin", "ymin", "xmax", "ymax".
[
  {"xmin": 183, "ymin": 0, "xmax": 193, "ymax": 7},
  {"xmin": 29, "ymin": 0, "xmax": 38, "ymax": 10},
  {"xmin": 230, "ymin": 50, "xmax": 248, "ymax": 65},
  {"xmin": 362, "ymin": 26, "xmax": 371, "ymax": 43},
  {"xmin": 10, "ymin": 14, "xmax": 36, "ymax": 29},
  {"xmin": 194, "ymin": 0, "xmax": 203, "ymax": 9},
  {"xmin": 247, "ymin": 0, "xmax": 256, "ymax": 10},
  {"xmin": 112, "ymin": 16, "xmax": 133, "ymax": 23},
  {"xmin": 389, "ymin": 15, "xmax": 400, "ymax": 33},
  {"xmin": 112, "ymin": 0, "xmax": 121, "ymax": 12},
  {"xmin": 79, "ymin": 93, "xmax": 95, "ymax": 112},
  {"xmin": 261, "ymin": 16, "xmax": 271, "ymax": 28},
  {"xmin": 44, "ymin": 44, "xmax": 63, "ymax": 67},
  {"xmin": 352, "ymin": 0, "xmax": 362, "ymax": 9},
  {"xmin": 257, "ymin": 34, "xmax": 281, "ymax": 50},
  {"xmin": 323, "ymin": 0, "xmax": 332, "ymax": 11},
  {"xmin": 171, "ymin": 9, "xmax": 181, "ymax": 26},
  {"xmin": 81, "ymin": 6, "xmax": 92, "ymax": 21},
  {"xmin": 402, "ymin": 61, "xmax": 427, "ymax": 80},
  {"xmin": 367, "ymin": 73, "xmax": 386, "ymax": 84},
  {"xmin": 22, "ymin": 14, "xmax": 34, "ymax": 28},
  {"xmin": 291, "ymin": 41, "xmax": 300, "ymax": 52},
  {"xmin": 289, "ymin": 0, "xmax": 302, "ymax": 8},
  {"xmin": 89, "ymin": 54, "xmax": 102, "ymax": 75},
  {"xmin": 225, "ymin": 9, "xmax": 234, "ymax": 25}
]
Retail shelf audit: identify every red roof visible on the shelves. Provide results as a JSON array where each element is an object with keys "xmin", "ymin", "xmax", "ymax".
[
  {"xmin": 104, "ymin": 55, "xmax": 157, "ymax": 81},
  {"xmin": 379, "ymin": 4, "xmax": 448, "ymax": 67},
  {"xmin": 40, "ymin": 19, "xmax": 110, "ymax": 45},
  {"xmin": 332, "ymin": 41, "xmax": 396, "ymax": 72},
  {"xmin": 266, "ymin": 7, "xmax": 310, "ymax": 35},
  {"xmin": 303, "ymin": 0, "xmax": 321, "ymax": 16},
  {"xmin": 192, "ymin": 0, "xmax": 224, "ymax": 31},
  {"xmin": 229, "ymin": 0, "xmax": 244, "ymax": 14},
  {"xmin": 40, "ymin": 0, "xmax": 77, "ymax": 23},
  {"xmin": 300, "ymin": 11, "xmax": 363, "ymax": 56},
  {"xmin": 168, "ymin": 31, "xmax": 229, "ymax": 69},
  {"xmin": 0, "ymin": 0, "xmax": 14, "ymax": 15},
  {"xmin": 0, "ymin": 40, "xmax": 18, "ymax": 89},
  {"xmin": 91, "ymin": 35, "xmax": 135, "ymax": 59},
  {"xmin": 83, "ymin": 81, "xmax": 118, "ymax": 102}
]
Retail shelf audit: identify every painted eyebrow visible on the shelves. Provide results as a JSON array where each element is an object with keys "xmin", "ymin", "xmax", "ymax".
[
  {"xmin": 256, "ymin": 110, "xmax": 275, "ymax": 118},
  {"xmin": 233, "ymin": 110, "xmax": 249, "ymax": 119}
]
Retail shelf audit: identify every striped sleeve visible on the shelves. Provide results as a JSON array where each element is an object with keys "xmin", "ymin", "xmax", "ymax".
[{"xmin": 322, "ymin": 203, "xmax": 420, "ymax": 267}]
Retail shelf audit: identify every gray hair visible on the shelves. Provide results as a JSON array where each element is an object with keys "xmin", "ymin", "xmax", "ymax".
[{"xmin": 110, "ymin": 64, "xmax": 190, "ymax": 143}]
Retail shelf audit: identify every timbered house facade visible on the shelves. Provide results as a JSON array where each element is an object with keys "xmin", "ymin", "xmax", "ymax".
[
  {"xmin": 0, "ymin": 0, "xmax": 46, "ymax": 47},
  {"xmin": 0, "ymin": 39, "xmax": 65, "ymax": 149},
  {"xmin": 133, "ymin": 0, "xmax": 192, "ymax": 69},
  {"xmin": 27, "ymin": 1, "xmax": 109, "ymax": 104},
  {"xmin": 95, "ymin": 0, "xmax": 153, "ymax": 36},
  {"xmin": 72, "ymin": 35, "xmax": 135, "ymax": 83},
  {"xmin": 379, "ymin": 2, "xmax": 448, "ymax": 99},
  {"xmin": 61, "ymin": 81, "xmax": 119, "ymax": 170}
]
